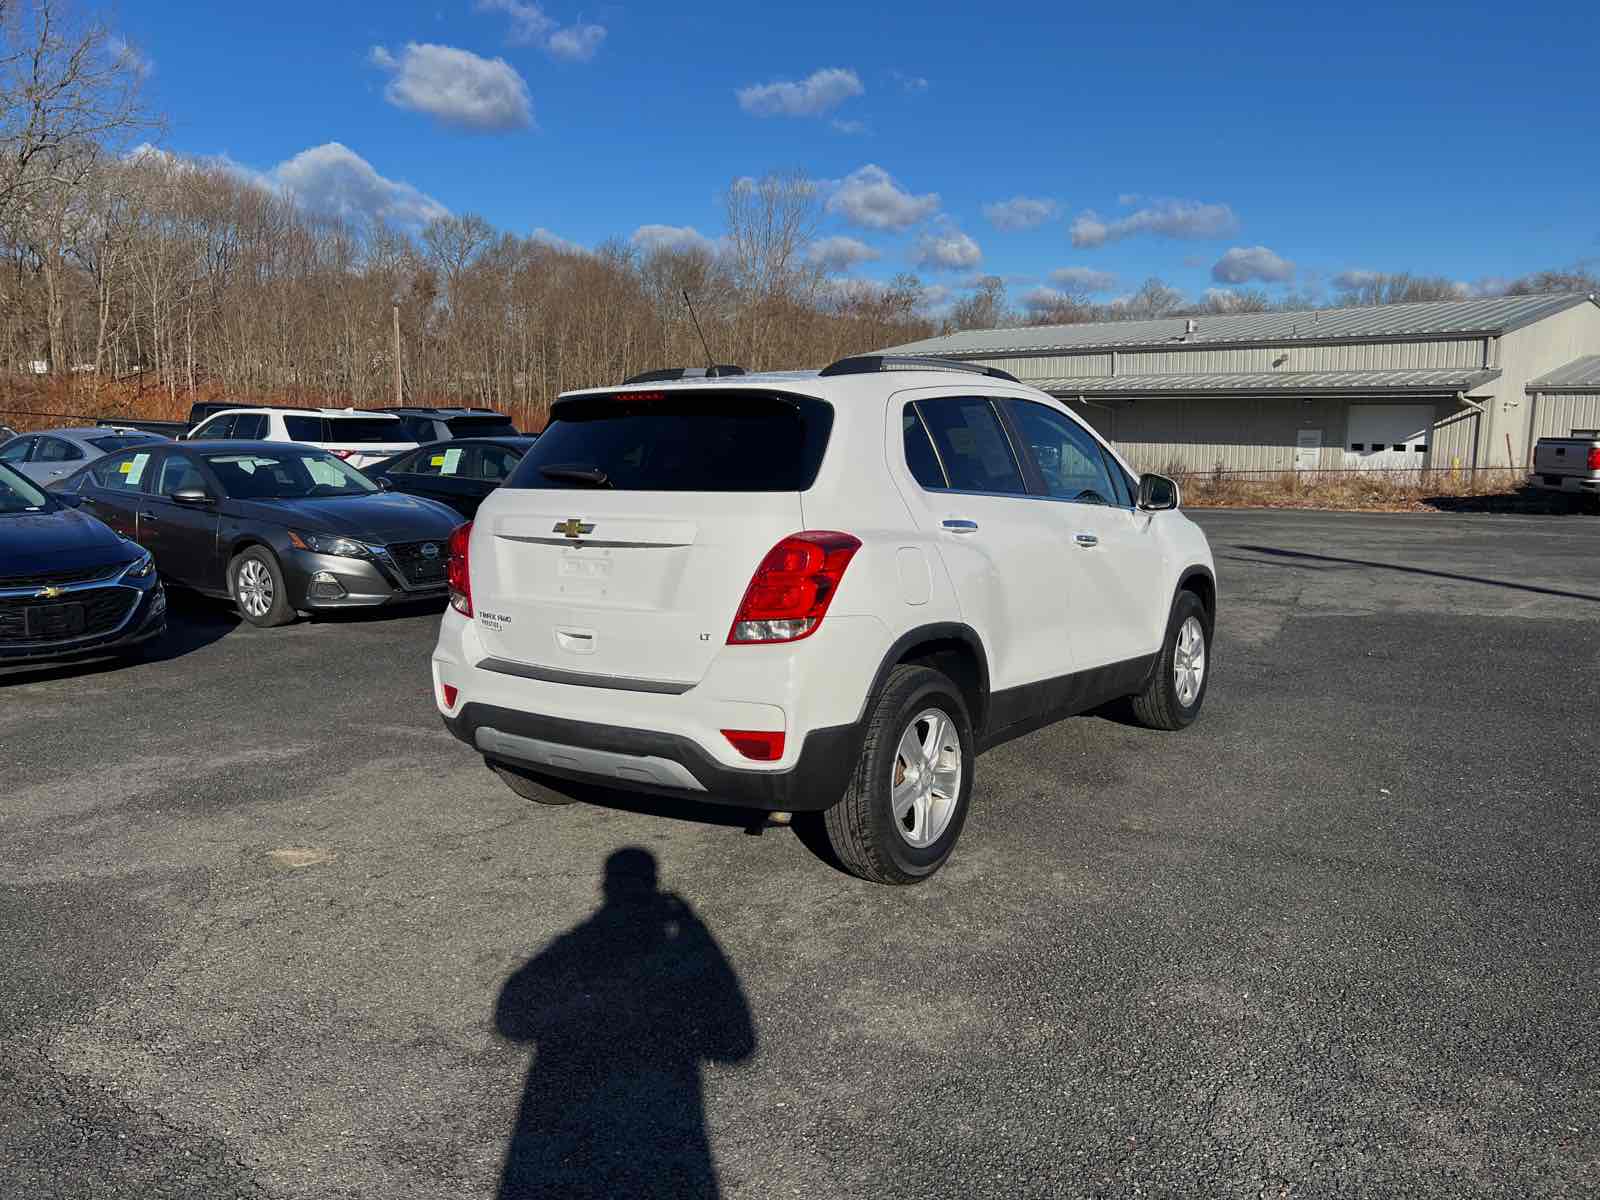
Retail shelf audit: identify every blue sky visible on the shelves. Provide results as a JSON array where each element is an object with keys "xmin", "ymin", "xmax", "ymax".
[{"xmin": 124, "ymin": 0, "xmax": 1598, "ymax": 312}]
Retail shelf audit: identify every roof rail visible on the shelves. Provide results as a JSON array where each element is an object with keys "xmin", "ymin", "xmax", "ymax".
[
  {"xmin": 620, "ymin": 365, "xmax": 747, "ymax": 385},
  {"xmin": 818, "ymin": 354, "xmax": 1020, "ymax": 383}
]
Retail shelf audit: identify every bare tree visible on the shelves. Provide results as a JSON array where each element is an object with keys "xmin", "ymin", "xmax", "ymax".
[{"xmin": 948, "ymin": 276, "xmax": 1008, "ymax": 331}]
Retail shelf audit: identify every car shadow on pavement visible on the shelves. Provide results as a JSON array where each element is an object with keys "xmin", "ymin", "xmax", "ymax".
[
  {"xmin": 0, "ymin": 589, "xmax": 236, "ymax": 688},
  {"xmin": 1231, "ymin": 543, "xmax": 1600, "ymax": 602},
  {"xmin": 494, "ymin": 848, "xmax": 756, "ymax": 1200}
]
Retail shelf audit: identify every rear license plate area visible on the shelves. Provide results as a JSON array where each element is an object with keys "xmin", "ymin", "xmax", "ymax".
[
  {"xmin": 1544, "ymin": 474, "xmax": 1562, "ymax": 485},
  {"xmin": 26, "ymin": 602, "xmax": 85, "ymax": 638}
]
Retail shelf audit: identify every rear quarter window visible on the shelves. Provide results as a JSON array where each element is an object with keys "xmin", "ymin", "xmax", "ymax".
[{"xmin": 505, "ymin": 392, "xmax": 833, "ymax": 492}]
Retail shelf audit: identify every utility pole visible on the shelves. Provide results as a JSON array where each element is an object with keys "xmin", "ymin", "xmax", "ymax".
[{"xmin": 391, "ymin": 304, "xmax": 403, "ymax": 405}]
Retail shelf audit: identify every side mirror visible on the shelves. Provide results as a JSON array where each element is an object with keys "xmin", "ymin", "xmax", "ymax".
[
  {"xmin": 172, "ymin": 487, "xmax": 215, "ymax": 507},
  {"xmin": 55, "ymin": 490, "xmax": 84, "ymax": 508},
  {"xmin": 1137, "ymin": 473, "xmax": 1180, "ymax": 512},
  {"xmin": 375, "ymin": 476, "xmax": 393, "ymax": 491}
]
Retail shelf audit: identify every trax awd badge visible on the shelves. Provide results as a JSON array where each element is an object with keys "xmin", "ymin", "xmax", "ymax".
[{"xmin": 553, "ymin": 518, "xmax": 594, "ymax": 540}]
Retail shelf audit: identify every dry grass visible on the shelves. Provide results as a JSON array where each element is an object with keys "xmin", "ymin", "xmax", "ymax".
[{"xmin": 1166, "ymin": 465, "xmax": 1541, "ymax": 513}]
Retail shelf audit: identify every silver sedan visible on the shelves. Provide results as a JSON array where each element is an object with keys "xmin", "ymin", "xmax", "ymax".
[{"xmin": 0, "ymin": 426, "xmax": 169, "ymax": 487}]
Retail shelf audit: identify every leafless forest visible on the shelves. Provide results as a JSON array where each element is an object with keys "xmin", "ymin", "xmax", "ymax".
[{"xmin": 0, "ymin": 0, "xmax": 1592, "ymax": 433}]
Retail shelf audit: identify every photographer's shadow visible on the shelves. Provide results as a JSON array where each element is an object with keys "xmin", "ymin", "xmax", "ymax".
[{"xmin": 495, "ymin": 848, "xmax": 756, "ymax": 1199}]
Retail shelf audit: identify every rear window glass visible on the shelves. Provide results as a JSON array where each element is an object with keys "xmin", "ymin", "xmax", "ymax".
[
  {"xmin": 284, "ymin": 415, "xmax": 404, "ymax": 443},
  {"xmin": 505, "ymin": 392, "xmax": 833, "ymax": 492},
  {"xmin": 445, "ymin": 416, "xmax": 518, "ymax": 437},
  {"xmin": 89, "ymin": 434, "xmax": 158, "ymax": 453}
]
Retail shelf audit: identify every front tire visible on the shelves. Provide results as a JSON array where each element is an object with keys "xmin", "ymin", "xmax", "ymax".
[
  {"xmin": 824, "ymin": 665, "xmax": 974, "ymax": 885},
  {"xmin": 230, "ymin": 548, "xmax": 295, "ymax": 628},
  {"xmin": 1130, "ymin": 590, "xmax": 1211, "ymax": 730}
]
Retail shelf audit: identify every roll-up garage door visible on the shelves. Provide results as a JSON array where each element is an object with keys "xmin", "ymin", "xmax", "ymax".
[{"xmin": 1345, "ymin": 404, "xmax": 1434, "ymax": 470}]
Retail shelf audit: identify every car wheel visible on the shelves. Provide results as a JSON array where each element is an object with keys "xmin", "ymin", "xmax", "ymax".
[
  {"xmin": 229, "ymin": 547, "xmax": 295, "ymax": 628},
  {"xmin": 489, "ymin": 760, "xmax": 580, "ymax": 805},
  {"xmin": 823, "ymin": 665, "xmax": 974, "ymax": 885},
  {"xmin": 1130, "ymin": 590, "xmax": 1211, "ymax": 731}
]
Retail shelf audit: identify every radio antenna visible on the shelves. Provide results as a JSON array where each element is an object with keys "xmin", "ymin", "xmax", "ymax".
[{"xmin": 682, "ymin": 289, "xmax": 716, "ymax": 372}]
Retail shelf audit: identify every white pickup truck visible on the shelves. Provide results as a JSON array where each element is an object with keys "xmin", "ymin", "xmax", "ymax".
[{"xmin": 1531, "ymin": 430, "xmax": 1600, "ymax": 507}]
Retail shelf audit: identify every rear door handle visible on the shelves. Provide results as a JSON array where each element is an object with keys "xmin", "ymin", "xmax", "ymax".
[
  {"xmin": 942, "ymin": 519, "xmax": 979, "ymax": 534},
  {"xmin": 1074, "ymin": 532, "xmax": 1099, "ymax": 548}
]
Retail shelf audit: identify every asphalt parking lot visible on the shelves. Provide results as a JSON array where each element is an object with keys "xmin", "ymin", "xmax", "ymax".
[{"xmin": 3, "ymin": 507, "xmax": 1598, "ymax": 1199}]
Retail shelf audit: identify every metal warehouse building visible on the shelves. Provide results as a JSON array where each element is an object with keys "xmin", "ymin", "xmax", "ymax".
[{"xmin": 882, "ymin": 293, "xmax": 1600, "ymax": 473}]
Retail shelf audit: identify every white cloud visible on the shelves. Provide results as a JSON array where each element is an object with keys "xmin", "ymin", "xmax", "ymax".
[
  {"xmin": 370, "ymin": 42, "xmax": 532, "ymax": 131},
  {"xmin": 1022, "ymin": 286, "xmax": 1084, "ymax": 314},
  {"xmin": 891, "ymin": 70, "xmax": 929, "ymax": 94},
  {"xmin": 547, "ymin": 23, "xmax": 606, "ymax": 61},
  {"xmin": 983, "ymin": 196, "xmax": 1057, "ymax": 232},
  {"xmin": 831, "ymin": 118, "xmax": 868, "ymax": 135},
  {"xmin": 1211, "ymin": 245, "xmax": 1296, "ymax": 284},
  {"xmin": 1331, "ymin": 268, "xmax": 1379, "ymax": 291},
  {"xmin": 476, "ymin": 0, "xmax": 607, "ymax": 60},
  {"xmin": 911, "ymin": 222, "xmax": 982, "ymax": 271},
  {"xmin": 108, "ymin": 35, "xmax": 153, "ymax": 78},
  {"xmin": 530, "ymin": 227, "xmax": 586, "ymax": 254},
  {"xmin": 809, "ymin": 235, "xmax": 880, "ymax": 272},
  {"xmin": 1048, "ymin": 266, "xmax": 1118, "ymax": 293},
  {"xmin": 631, "ymin": 224, "xmax": 717, "ymax": 256},
  {"xmin": 826, "ymin": 164, "xmax": 939, "ymax": 231},
  {"xmin": 1070, "ymin": 197, "xmax": 1239, "ymax": 247},
  {"xmin": 737, "ymin": 67, "xmax": 863, "ymax": 118},
  {"xmin": 271, "ymin": 143, "xmax": 450, "ymax": 228}
]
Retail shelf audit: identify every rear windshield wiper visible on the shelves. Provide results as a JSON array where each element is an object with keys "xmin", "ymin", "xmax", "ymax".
[{"xmin": 539, "ymin": 464, "xmax": 612, "ymax": 488}]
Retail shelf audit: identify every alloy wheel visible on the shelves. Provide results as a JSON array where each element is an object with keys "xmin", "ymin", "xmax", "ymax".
[{"xmin": 890, "ymin": 707, "xmax": 962, "ymax": 848}]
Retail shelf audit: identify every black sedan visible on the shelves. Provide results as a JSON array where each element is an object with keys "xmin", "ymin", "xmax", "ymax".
[
  {"xmin": 56, "ymin": 441, "xmax": 462, "ymax": 628},
  {"xmin": 0, "ymin": 460, "xmax": 166, "ymax": 666},
  {"xmin": 364, "ymin": 437, "xmax": 537, "ymax": 519}
]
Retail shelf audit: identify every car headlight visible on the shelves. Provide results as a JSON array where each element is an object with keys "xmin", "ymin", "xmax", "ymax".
[
  {"xmin": 120, "ymin": 549, "xmax": 156, "ymax": 579},
  {"xmin": 287, "ymin": 530, "xmax": 373, "ymax": 558}
]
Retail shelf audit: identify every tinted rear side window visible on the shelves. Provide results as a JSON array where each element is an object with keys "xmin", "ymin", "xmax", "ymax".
[
  {"xmin": 913, "ymin": 397, "xmax": 1026, "ymax": 494},
  {"xmin": 325, "ymin": 417, "xmax": 406, "ymax": 443},
  {"xmin": 506, "ymin": 392, "xmax": 833, "ymax": 492},
  {"xmin": 446, "ymin": 416, "xmax": 518, "ymax": 437},
  {"xmin": 284, "ymin": 416, "xmax": 324, "ymax": 441},
  {"xmin": 89, "ymin": 434, "xmax": 158, "ymax": 453}
]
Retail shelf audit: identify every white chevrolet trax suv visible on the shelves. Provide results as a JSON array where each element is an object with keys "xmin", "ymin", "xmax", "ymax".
[{"xmin": 433, "ymin": 356, "xmax": 1216, "ymax": 884}]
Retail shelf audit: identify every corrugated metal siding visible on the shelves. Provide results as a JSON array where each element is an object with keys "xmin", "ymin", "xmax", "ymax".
[
  {"xmin": 1080, "ymin": 395, "xmax": 1470, "ymax": 473},
  {"xmin": 1117, "ymin": 339, "xmax": 1482, "ymax": 375},
  {"xmin": 1530, "ymin": 392, "xmax": 1600, "ymax": 439}
]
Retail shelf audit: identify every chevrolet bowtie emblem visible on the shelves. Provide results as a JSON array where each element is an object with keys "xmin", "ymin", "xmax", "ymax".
[
  {"xmin": 553, "ymin": 518, "xmax": 594, "ymax": 540},
  {"xmin": 34, "ymin": 585, "xmax": 66, "ymax": 600}
]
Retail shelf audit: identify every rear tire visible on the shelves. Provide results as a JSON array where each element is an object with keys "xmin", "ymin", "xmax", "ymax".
[
  {"xmin": 1130, "ymin": 590, "xmax": 1211, "ymax": 731},
  {"xmin": 230, "ymin": 547, "xmax": 295, "ymax": 628},
  {"xmin": 489, "ymin": 760, "xmax": 580, "ymax": 806},
  {"xmin": 823, "ymin": 665, "xmax": 974, "ymax": 885}
]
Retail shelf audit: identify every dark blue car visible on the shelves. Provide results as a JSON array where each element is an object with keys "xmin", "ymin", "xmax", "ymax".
[{"xmin": 0, "ymin": 460, "xmax": 166, "ymax": 666}]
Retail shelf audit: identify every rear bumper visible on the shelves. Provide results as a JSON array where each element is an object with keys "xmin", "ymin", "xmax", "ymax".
[
  {"xmin": 1530, "ymin": 475, "xmax": 1600, "ymax": 494},
  {"xmin": 442, "ymin": 702, "xmax": 863, "ymax": 811}
]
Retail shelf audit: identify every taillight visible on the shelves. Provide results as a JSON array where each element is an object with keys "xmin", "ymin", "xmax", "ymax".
[
  {"xmin": 447, "ymin": 521, "xmax": 473, "ymax": 616},
  {"xmin": 722, "ymin": 729, "xmax": 785, "ymax": 761},
  {"xmin": 1588, "ymin": 447, "xmax": 1600, "ymax": 471},
  {"xmin": 440, "ymin": 683, "xmax": 458, "ymax": 708},
  {"xmin": 329, "ymin": 448, "xmax": 355, "ymax": 460},
  {"xmin": 727, "ymin": 531, "xmax": 860, "ymax": 644}
]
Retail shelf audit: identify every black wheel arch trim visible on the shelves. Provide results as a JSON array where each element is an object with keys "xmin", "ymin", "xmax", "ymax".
[{"xmin": 856, "ymin": 621, "xmax": 992, "ymax": 735}]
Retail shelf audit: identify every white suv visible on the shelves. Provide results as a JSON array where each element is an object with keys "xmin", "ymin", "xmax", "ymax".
[
  {"xmin": 432, "ymin": 356, "xmax": 1216, "ymax": 884},
  {"xmin": 186, "ymin": 407, "xmax": 416, "ymax": 469}
]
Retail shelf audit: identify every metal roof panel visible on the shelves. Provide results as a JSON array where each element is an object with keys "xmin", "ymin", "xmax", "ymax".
[
  {"xmin": 883, "ymin": 294, "xmax": 1594, "ymax": 356},
  {"xmin": 1034, "ymin": 367, "xmax": 1501, "ymax": 394},
  {"xmin": 1527, "ymin": 354, "xmax": 1600, "ymax": 390}
]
